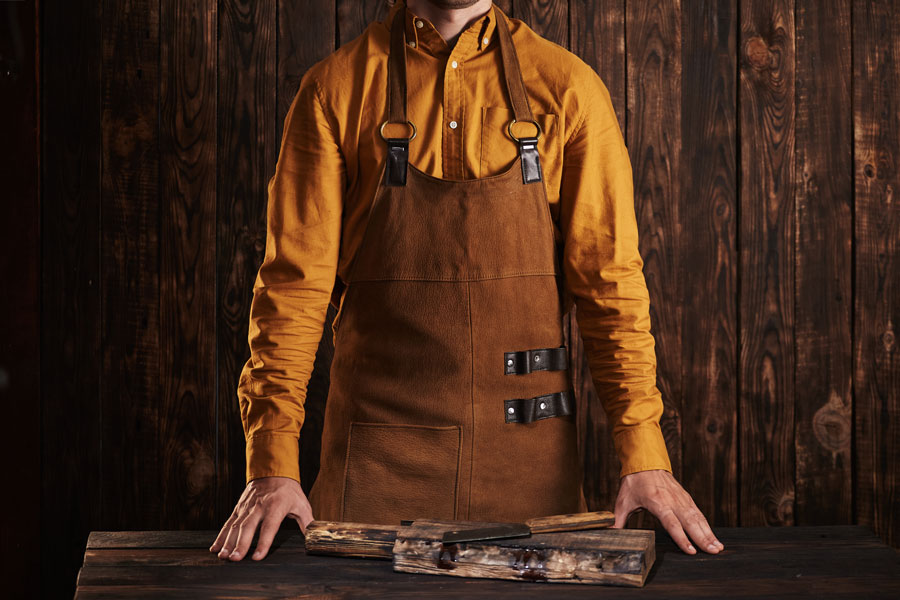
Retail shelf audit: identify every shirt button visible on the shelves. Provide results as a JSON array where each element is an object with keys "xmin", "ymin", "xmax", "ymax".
[
  {"xmin": 415, "ymin": 19, "xmax": 424, "ymax": 28},
  {"xmin": 451, "ymin": 60, "xmax": 458, "ymax": 68},
  {"xmin": 408, "ymin": 41, "xmax": 416, "ymax": 48},
  {"xmin": 483, "ymin": 36, "xmax": 490, "ymax": 45},
  {"xmin": 449, "ymin": 120, "xmax": 458, "ymax": 129}
]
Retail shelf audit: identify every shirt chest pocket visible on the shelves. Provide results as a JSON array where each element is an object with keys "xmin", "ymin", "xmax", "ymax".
[{"xmin": 479, "ymin": 107, "xmax": 558, "ymax": 179}]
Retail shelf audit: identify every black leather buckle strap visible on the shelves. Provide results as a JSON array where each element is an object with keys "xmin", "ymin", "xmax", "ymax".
[
  {"xmin": 384, "ymin": 137, "xmax": 409, "ymax": 186},
  {"xmin": 505, "ymin": 389, "xmax": 574, "ymax": 424},
  {"xmin": 518, "ymin": 136, "xmax": 543, "ymax": 183},
  {"xmin": 504, "ymin": 346, "xmax": 567, "ymax": 375}
]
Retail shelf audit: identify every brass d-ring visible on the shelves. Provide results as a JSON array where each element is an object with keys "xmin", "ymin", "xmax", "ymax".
[
  {"xmin": 379, "ymin": 120, "xmax": 417, "ymax": 141},
  {"xmin": 507, "ymin": 118, "xmax": 542, "ymax": 141}
]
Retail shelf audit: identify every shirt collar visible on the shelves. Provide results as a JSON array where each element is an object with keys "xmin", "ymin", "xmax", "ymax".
[{"xmin": 384, "ymin": 0, "xmax": 498, "ymax": 59}]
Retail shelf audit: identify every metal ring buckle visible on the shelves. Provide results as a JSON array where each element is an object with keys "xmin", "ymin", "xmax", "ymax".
[
  {"xmin": 507, "ymin": 118, "xmax": 542, "ymax": 141},
  {"xmin": 379, "ymin": 120, "xmax": 417, "ymax": 141}
]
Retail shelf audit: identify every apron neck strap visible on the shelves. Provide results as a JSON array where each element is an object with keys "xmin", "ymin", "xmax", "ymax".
[{"xmin": 387, "ymin": 2, "xmax": 535, "ymax": 124}]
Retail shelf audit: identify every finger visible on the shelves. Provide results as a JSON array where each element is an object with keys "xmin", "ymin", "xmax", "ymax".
[
  {"xmin": 657, "ymin": 509, "xmax": 696, "ymax": 554},
  {"xmin": 680, "ymin": 506, "xmax": 724, "ymax": 553},
  {"xmin": 228, "ymin": 510, "xmax": 264, "ymax": 561},
  {"xmin": 252, "ymin": 510, "xmax": 287, "ymax": 560},
  {"xmin": 613, "ymin": 494, "xmax": 639, "ymax": 529},
  {"xmin": 218, "ymin": 513, "xmax": 245, "ymax": 559},
  {"xmin": 209, "ymin": 511, "xmax": 238, "ymax": 552}
]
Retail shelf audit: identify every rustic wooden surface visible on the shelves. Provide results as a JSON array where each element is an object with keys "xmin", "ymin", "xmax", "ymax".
[
  {"xmin": 75, "ymin": 526, "xmax": 899, "ymax": 598},
  {"xmin": 36, "ymin": 0, "xmax": 900, "ymax": 598},
  {"xmin": 391, "ymin": 519, "xmax": 654, "ymax": 586}
]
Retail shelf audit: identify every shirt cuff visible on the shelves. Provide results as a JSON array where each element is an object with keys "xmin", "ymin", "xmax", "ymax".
[
  {"xmin": 245, "ymin": 433, "xmax": 301, "ymax": 485},
  {"xmin": 613, "ymin": 423, "xmax": 673, "ymax": 478}
]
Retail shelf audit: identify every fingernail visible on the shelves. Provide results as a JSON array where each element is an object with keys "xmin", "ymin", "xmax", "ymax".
[
  {"xmin": 707, "ymin": 543, "xmax": 718, "ymax": 552},
  {"xmin": 252, "ymin": 550, "xmax": 262, "ymax": 559},
  {"xmin": 688, "ymin": 544, "xmax": 696, "ymax": 552},
  {"xmin": 230, "ymin": 550, "xmax": 240, "ymax": 558}
]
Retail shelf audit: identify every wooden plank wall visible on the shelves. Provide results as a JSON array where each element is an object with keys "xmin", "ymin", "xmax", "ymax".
[{"xmin": 37, "ymin": 0, "xmax": 898, "ymax": 597}]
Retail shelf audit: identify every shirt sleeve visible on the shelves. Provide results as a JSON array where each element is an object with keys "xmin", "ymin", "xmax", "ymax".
[
  {"xmin": 558, "ymin": 68, "xmax": 673, "ymax": 479},
  {"xmin": 236, "ymin": 70, "xmax": 345, "ymax": 486}
]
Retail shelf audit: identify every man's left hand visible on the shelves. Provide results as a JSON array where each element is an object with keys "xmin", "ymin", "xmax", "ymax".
[{"xmin": 611, "ymin": 468, "xmax": 724, "ymax": 555}]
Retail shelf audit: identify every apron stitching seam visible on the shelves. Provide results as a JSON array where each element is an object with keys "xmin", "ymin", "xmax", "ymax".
[{"xmin": 466, "ymin": 278, "xmax": 474, "ymax": 521}]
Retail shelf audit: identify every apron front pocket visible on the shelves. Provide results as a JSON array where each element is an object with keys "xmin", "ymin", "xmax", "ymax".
[{"xmin": 341, "ymin": 421, "xmax": 462, "ymax": 523}]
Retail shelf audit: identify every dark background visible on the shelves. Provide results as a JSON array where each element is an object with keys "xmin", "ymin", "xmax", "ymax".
[{"xmin": 1, "ymin": 0, "xmax": 897, "ymax": 598}]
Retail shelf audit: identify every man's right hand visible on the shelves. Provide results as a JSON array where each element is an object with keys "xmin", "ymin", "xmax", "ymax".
[{"xmin": 209, "ymin": 475, "xmax": 315, "ymax": 561}]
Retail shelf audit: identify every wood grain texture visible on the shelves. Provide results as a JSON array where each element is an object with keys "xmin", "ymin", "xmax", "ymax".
[
  {"xmin": 304, "ymin": 521, "xmax": 403, "ymax": 558},
  {"xmin": 852, "ymin": 0, "xmax": 899, "ymax": 548},
  {"xmin": 514, "ymin": 0, "xmax": 567, "ymax": 47},
  {"xmin": 100, "ymin": 0, "xmax": 161, "ymax": 530},
  {"xmin": 338, "ymin": 0, "xmax": 392, "ymax": 47},
  {"xmin": 75, "ymin": 527, "xmax": 900, "ymax": 598},
  {"xmin": 216, "ymin": 0, "xmax": 277, "ymax": 520},
  {"xmin": 738, "ymin": 0, "xmax": 796, "ymax": 526},
  {"xmin": 159, "ymin": 0, "xmax": 218, "ymax": 529},
  {"xmin": 392, "ymin": 519, "xmax": 654, "ymax": 587},
  {"xmin": 525, "ymin": 510, "xmax": 615, "ymax": 533},
  {"xmin": 793, "ymin": 0, "xmax": 853, "ymax": 526},
  {"xmin": 679, "ymin": 0, "xmax": 739, "ymax": 527},
  {"xmin": 567, "ymin": 0, "xmax": 626, "ymax": 518},
  {"xmin": 625, "ymin": 0, "xmax": 683, "ymax": 532}
]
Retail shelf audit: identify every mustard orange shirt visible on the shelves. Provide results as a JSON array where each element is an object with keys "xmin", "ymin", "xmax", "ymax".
[{"xmin": 237, "ymin": 0, "xmax": 673, "ymax": 486}]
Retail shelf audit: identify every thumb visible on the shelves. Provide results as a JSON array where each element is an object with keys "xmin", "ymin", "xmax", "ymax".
[
  {"xmin": 613, "ymin": 507, "xmax": 631, "ymax": 529},
  {"xmin": 291, "ymin": 511, "xmax": 314, "ymax": 535}
]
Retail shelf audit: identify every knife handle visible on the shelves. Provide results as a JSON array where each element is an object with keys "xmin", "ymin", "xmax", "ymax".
[{"xmin": 524, "ymin": 510, "xmax": 616, "ymax": 533}]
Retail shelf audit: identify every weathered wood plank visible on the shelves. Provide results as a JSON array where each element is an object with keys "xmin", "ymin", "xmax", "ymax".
[
  {"xmin": 738, "ymin": 0, "xmax": 796, "ymax": 526},
  {"xmin": 337, "ymin": 0, "xmax": 392, "ymax": 47},
  {"xmin": 793, "ymin": 0, "xmax": 853, "ymax": 526},
  {"xmin": 623, "ymin": 0, "xmax": 683, "ymax": 532},
  {"xmin": 304, "ymin": 521, "xmax": 403, "ymax": 558},
  {"xmin": 852, "ymin": 0, "xmax": 900, "ymax": 548},
  {"xmin": 567, "ymin": 0, "xmax": 626, "ymax": 518},
  {"xmin": 100, "ymin": 0, "xmax": 161, "ymax": 530},
  {"xmin": 392, "ymin": 519, "xmax": 654, "ymax": 586},
  {"xmin": 75, "ymin": 527, "xmax": 900, "ymax": 599},
  {"xmin": 514, "ymin": 0, "xmax": 567, "ymax": 47},
  {"xmin": 217, "ymin": 0, "xmax": 277, "ymax": 520},
  {"xmin": 158, "ymin": 0, "xmax": 218, "ymax": 530},
  {"xmin": 526, "ymin": 510, "xmax": 615, "ymax": 533},
  {"xmin": 680, "ymin": 0, "xmax": 739, "ymax": 527}
]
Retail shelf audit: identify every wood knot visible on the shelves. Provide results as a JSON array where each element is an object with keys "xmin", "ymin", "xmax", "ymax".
[
  {"xmin": 883, "ymin": 321, "xmax": 895, "ymax": 352},
  {"xmin": 812, "ymin": 392, "xmax": 851, "ymax": 454},
  {"xmin": 745, "ymin": 36, "xmax": 775, "ymax": 70}
]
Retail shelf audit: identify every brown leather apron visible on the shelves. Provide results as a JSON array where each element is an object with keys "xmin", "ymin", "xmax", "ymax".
[{"xmin": 308, "ymin": 5, "xmax": 588, "ymax": 524}]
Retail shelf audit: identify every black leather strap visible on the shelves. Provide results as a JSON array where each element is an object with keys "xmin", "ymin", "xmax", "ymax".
[
  {"xmin": 505, "ymin": 389, "xmax": 574, "ymax": 424},
  {"xmin": 504, "ymin": 345, "xmax": 567, "ymax": 375},
  {"xmin": 518, "ymin": 136, "xmax": 543, "ymax": 184},
  {"xmin": 384, "ymin": 138, "xmax": 409, "ymax": 186}
]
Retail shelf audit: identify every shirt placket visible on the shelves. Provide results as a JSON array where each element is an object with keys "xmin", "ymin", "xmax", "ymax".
[{"xmin": 442, "ymin": 47, "xmax": 464, "ymax": 179}]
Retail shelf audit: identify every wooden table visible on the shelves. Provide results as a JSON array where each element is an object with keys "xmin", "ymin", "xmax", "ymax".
[{"xmin": 75, "ymin": 525, "xmax": 899, "ymax": 598}]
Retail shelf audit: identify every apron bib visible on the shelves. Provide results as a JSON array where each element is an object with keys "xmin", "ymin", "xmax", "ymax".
[{"xmin": 308, "ymin": 4, "xmax": 588, "ymax": 524}]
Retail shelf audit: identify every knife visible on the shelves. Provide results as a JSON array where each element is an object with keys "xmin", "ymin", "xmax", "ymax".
[{"xmin": 440, "ymin": 510, "xmax": 615, "ymax": 544}]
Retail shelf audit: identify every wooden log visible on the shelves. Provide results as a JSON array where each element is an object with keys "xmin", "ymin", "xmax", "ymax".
[
  {"xmin": 392, "ymin": 519, "xmax": 654, "ymax": 587},
  {"xmin": 304, "ymin": 521, "xmax": 401, "ymax": 559}
]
